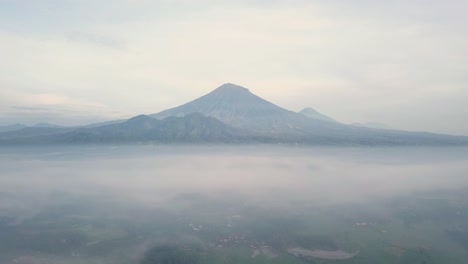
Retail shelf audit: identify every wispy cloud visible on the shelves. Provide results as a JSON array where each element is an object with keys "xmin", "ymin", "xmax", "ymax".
[{"xmin": 66, "ymin": 31, "xmax": 124, "ymax": 49}]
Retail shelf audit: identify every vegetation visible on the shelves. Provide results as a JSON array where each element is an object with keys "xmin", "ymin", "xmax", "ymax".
[{"xmin": 1, "ymin": 190, "xmax": 467, "ymax": 264}]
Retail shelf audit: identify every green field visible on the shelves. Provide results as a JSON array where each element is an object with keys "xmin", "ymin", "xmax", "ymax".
[{"xmin": 1, "ymin": 189, "xmax": 468, "ymax": 263}]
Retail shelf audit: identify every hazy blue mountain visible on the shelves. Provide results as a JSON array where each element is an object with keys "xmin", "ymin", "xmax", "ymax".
[
  {"xmin": 0, "ymin": 126, "xmax": 73, "ymax": 141},
  {"xmin": 0, "ymin": 123, "xmax": 64, "ymax": 136},
  {"xmin": 299, "ymin": 108, "xmax": 336, "ymax": 122},
  {"xmin": 60, "ymin": 113, "xmax": 243, "ymax": 143},
  {"xmin": 32, "ymin": 123, "xmax": 63, "ymax": 128},
  {"xmin": 0, "ymin": 124, "xmax": 27, "ymax": 133},
  {"xmin": 0, "ymin": 113, "xmax": 251, "ymax": 145}
]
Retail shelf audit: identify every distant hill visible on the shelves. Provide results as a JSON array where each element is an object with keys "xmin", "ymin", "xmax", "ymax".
[
  {"xmin": 0, "ymin": 122, "xmax": 64, "ymax": 135},
  {"xmin": 32, "ymin": 123, "xmax": 62, "ymax": 128},
  {"xmin": 0, "ymin": 124, "xmax": 27, "ymax": 133},
  {"xmin": 299, "ymin": 108, "xmax": 336, "ymax": 123},
  {"xmin": 0, "ymin": 126, "xmax": 73, "ymax": 140},
  {"xmin": 1, "ymin": 83, "xmax": 467, "ymax": 146},
  {"xmin": 0, "ymin": 113, "xmax": 254, "ymax": 145},
  {"xmin": 59, "ymin": 113, "xmax": 246, "ymax": 143}
]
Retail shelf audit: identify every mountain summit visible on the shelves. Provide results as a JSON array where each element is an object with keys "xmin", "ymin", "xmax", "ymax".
[
  {"xmin": 212, "ymin": 83, "xmax": 250, "ymax": 94},
  {"xmin": 151, "ymin": 83, "xmax": 318, "ymax": 134}
]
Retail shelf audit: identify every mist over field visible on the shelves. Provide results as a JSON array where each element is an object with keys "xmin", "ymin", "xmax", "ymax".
[
  {"xmin": 1, "ymin": 145, "xmax": 468, "ymax": 263},
  {"xmin": 2, "ymin": 1, "xmax": 468, "ymax": 263},
  {"xmin": 2, "ymin": 146, "xmax": 468, "ymax": 206}
]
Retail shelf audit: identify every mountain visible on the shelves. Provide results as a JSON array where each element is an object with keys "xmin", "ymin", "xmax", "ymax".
[
  {"xmin": 0, "ymin": 124, "xmax": 27, "ymax": 133},
  {"xmin": 32, "ymin": 123, "xmax": 62, "ymax": 128},
  {"xmin": 62, "ymin": 113, "xmax": 243, "ymax": 143},
  {"xmin": 299, "ymin": 108, "xmax": 336, "ymax": 123},
  {"xmin": 1, "ymin": 83, "xmax": 467, "ymax": 146},
  {"xmin": 150, "ymin": 83, "xmax": 468, "ymax": 145},
  {"xmin": 0, "ymin": 114, "xmax": 250, "ymax": 145},
  {"xmin": 0, "ymin": 126, "xmax": 73, "ymax": 141},
  {"xmin": 150, "ymin": 83, "xmax": 340, "ymax": 135}
]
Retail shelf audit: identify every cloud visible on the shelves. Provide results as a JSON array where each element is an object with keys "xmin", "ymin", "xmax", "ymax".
[
  {"xmin": 11, "ymin": 106, "xmax": 50, "ymax": 112},
  {"xmin": 66, "ymin": 31, "xmax": 124, "ymax": 49}
]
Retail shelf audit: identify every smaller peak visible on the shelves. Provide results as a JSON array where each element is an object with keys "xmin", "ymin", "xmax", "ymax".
[
  {"xmin": 300, "ymin": 107, "xmax": 319, "ymax": 113},
  {"xmin": 214, "ymin": 83, "xmax": 250, "ymax": 93},
  {"xmin": 127, "ymin": 114, "xmax": 152, "ymax": 122},
  {"xmin": 299, "ymin": 107, "xmax": 337, "ymax": 123},
  {"xmin": 33, "ymin": 123, "xmax": 61, "ymax": 128}
]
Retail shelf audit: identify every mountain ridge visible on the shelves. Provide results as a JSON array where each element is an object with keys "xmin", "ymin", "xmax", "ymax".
[{"xmin": 1, "ymin": 83, "xmax": 467, "ymax": 146}]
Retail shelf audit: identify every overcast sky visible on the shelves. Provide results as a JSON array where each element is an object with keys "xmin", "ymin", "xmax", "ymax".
[{"xmin": 1, "ymin": 0, "xmax": 467, "ymax": 135}]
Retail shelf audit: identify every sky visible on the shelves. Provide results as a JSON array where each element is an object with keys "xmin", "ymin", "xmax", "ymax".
[{"xmin": 0, "ymin": 0, "xmax": 467, "ymax": 135}]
